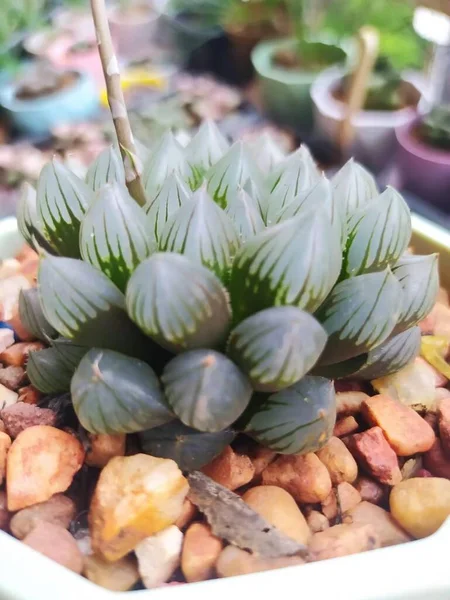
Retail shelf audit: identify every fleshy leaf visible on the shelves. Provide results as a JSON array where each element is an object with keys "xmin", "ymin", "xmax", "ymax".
[
  {"xmin": 227, "ymin": 307, "xmax": 327, "ymax": 391},
  {"xmin": 143, "ymin": 171, "xmax": 191, "ymax": 242},
  {"xmin": 80, "ymin": 183, "xmax": 155, "ymax": 292},
  {"xmin": 186, "ymin": 120, "xmax": 229, "ymax": 189},
  {"xmin": 51, "ymin": 338, "xmax": 88, "ymax": 371},
  {"xmin": 85, "ymin": 146, "xmax": 126, "ymax": 191},
  {"xmin": 142, "ymin": 131, "xmax": 187, "ymax": 198},
  {"xmin": 243, "ymin": 177, "xmax": 269, "ymax": 223},
  {"xmin": 420, "ymin": 335, "xmax": 450, "ymax": 379},
  {"xmin": 392, "ymin": 254, "xmax": 439, "ymax": 334},
  {"xmin": 159, "ymin": 186, "xmax": 240, "ymax": 281},
  {"xmin": 224, "ymin": 186, "xmax": 265, "ymax": 242},
  {"xmin": 16, "ymin": 183, "xmax": 50, "ymax": 252},
  {"xmin": 18, "ymin": 288, "xmax": 57, "ymax": 342},
  {"xmin": 343, "ymin": 187, "xmax": 411, "ymax": 277},
  {"xmin": 139, "ymin": 421, "xmax": 235, "ymax": 471},
  {"xmin": 247, "ymin": 132, "xmax": 286, "ymax": 172},
  {"xmin": 126, "ymin": 253, "xmax": 231, "ymax": 353},
  {"xmin": 71, "ymin": 349, "xmax": 173, "ymax": 434},
  {"xmin": 162, "ymin": 349, "xmax": 252, "ymax": 433},
  {"xmin": 37, "ymin": 159, "xmax": 93, "ymax": 258},
  {"xmin": 27, "ymin": 347, "xmax": 74, "ymax": 394},
  {"xmin": 229, "ymin": 208, "xmax": 341, "ymax": 323},
  {"xmin": 38, "ymin": 254, "xmax": 149, "ymax": 356},
  {"xmin": 332, "ymin": 158, "xmax": 378, "ymax": 221},
  {"xmin": 207, "ymin": 141, "xmax": 262, "ymax": 208},
  {"xmin": 316, "ymin": 268, "xmax": 402, "ymax": 365},
  {"xmin": 275, "ymin": 177, "xmax": 344, "ymax": 246},
  {"xmin": 311, "ymin": 354, "xmax": 369, "ymax": 379},
  {"xmin": 238, "ymin": 376, "xmax": 336, "ymax": 454}
]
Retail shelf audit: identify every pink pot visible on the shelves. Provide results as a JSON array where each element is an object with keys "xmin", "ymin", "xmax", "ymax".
[
  {"xmin": 108, "ymin": 5, "xmax": 160, "ymax": 60},
  {"xmin": 396, "ymin": 119, "xmax": 450, "ymax": 211},
  {"xmin": 52, "ymin": 41, "xmax": 105, "ymax": 88}
]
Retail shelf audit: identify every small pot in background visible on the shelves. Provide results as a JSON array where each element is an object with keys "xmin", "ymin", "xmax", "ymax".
[
  {"xmin": 396, "ymin": 118, "xmax": 450, "ymax": 211},
  {"xmin": 108, "ymin": 2, "xmax": 162, "ymax": 61},
  {"xmin": 311, "ymin": 66, "xmax": 428, "ymax": 173}
]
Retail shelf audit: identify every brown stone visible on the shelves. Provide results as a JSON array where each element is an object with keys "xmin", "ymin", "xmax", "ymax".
[
  {"xmin": 7, "ymin": 426, "xmax": 85, "ymax": 511},
  {"xmin": 305, "ymin": 509, "xmax": 329, "ymax": 533},
  {"xmin": 354, "ymin": 476, "xmax": 386, "ymax": 505},
  {"xmin": 336, "ymin": 391, "xmax": 370, "ymax": 415},
  {"xmin": 316, "ymin": 436, "xmax": 358, "ymax": 484},
  {"xmin": 349, "ymin": 427, "xmax": 402, "ymax": 485},
  {"xmin": 343, "ymin": 501, "xmax": 412, "ymax": 546},
  {"xmin": 90, "ymin": 454, "xmax": 188, "ymax": 562},
  {"xmin": 0, "ymin": 491, "xmax": 11, "ymax": 530},
  {"xmin": 18, "ymin": 386, "xmax": 41, "ymax": 405},
  {"xmin": 216, "ymin": 546, "xmax": 305, "ymax": 578},
  {"xmin": 2, "ymin": 403, "xmax": 56, "ymax": 438},
  {"xmin": 0, "ymin": 384, "xmax": 18, "ymax": 410},
  {"xmin": 10, "ymin": 494, "xmax": 76, "ymax": 540},
  {"xmin": 321, "ymin": 483, "xmax": 361, "ymax": 521},
  {"xmin": 23, "ymin": 522, "xmax": 83, "ymax": 573},
  {"xmin": 308, "ymin": 523, "xmax": 380, "ymax": 561},
  {"xmin": 0, "ymin": 366, "xmax": 25, "ymax": 391},
  {"xmin": 248, "ymin": 446, "xmax": 277, "ymax": 477},
  {"xmin": 202, "ymin": 446, "xmax": 254, "ymax": 490},
  {"xmin": 181, "ymin": 523, "xmax": 223, "ymax": 582},
  {"xmin": 261, "ymin": 453, "xmax": 332, "ymax": 504},
  {"xmin": 0, "ymin": 431, "xmax": 11, "ymax": 485},
  {"xmin": 362, "ymin": 395, "xmax": 435, "ymax": 456},
  {"xmin": 84, "ymin": 554, "xmax": 140, "ymax": 591},
  {"xmin": 334, "ymin": 416, "xmax": 359, "ymax": 438},
  {"xmin": 424, "ymin": 438, "xmax": 450, "ymax": 479},
  {"xmin": 242, "ymin": 486, "xmax": 311, "ymax": 544},
  {"xmin": 438, "ymin": 397, "xmax": 450, "ymax": 456},
  {"xmin": 0, "ymin": 342, "xmax": 44, "ymax": 367},
  {"xmin": 85, "ymin": 433, "xmax": 126, "ymax": 468},
  {"xmin": 175, "ymin": 499, "xmax": 197, "ymax": 530}
]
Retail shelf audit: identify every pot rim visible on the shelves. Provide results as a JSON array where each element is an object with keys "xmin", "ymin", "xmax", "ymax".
[
  {"xmin": 396, "ymin": 118, "xmax": 450, "ymax": 166},
  {"xmin": 310, "ymin": 66, "xmax": 427, "ymax": 128},
  {"xmin": 0, "ymin": 70, "xmax": 94, "ymax": 112}
]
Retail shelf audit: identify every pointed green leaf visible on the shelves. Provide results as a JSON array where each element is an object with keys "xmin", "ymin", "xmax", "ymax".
[
  {"xmin": 229, "ymin": 208, "xmax": 341, "ymax": 323},
  {"xmin": 224, "ymin": 186, "xmax": 265, "ymax": 242},
  {"xmin": 186, "ymin": 120, "xmax": 229, "ymax": 189},
  {"xmin": 227, "ymin": 307, "xmax": 327, "ymax": 391},
  {"xmin": 392, "ymin": 253, "xmax": 439, "ymax": 334},
  {"xmin": 207, "ymin": 141, "xmax": 262, "ymax": 208},
  {"xmin": 85, "ymin": 146, "xmax": 126, "ymax": 191},
  {"xmin": 139, "ymin": 421, "xmax": 235, "ymax": 471},
  {"xmin": 159, "ymin": 186, "xmax": 240, "ymax": 281},
  {"xmin": 16, "ymin": 183, "xmax": 57, "ymax": 254},
  {"xmin": 352, "ymin": 326, "xmax": 421, "ymax": 380},
  {"xmin": 51, "ymin": 338, "xmax": 88, "ymax": 371},
  {"xmin": 18, "ymin": 288, "xmax": 57, "ymax": 342},
  {"xmin": 38, "ymin": 254, "xmax": 149, "ymax": 356},
  {"xmin": 162, "ymin": 349, "xmax": 252, "ymax": 433},
  {"xmin": 37, "ymin": 159, "xmax": 93, "ymax": 258},
  {"xmin": 243, "ymin": 177, "xmax": 269, "ymax": 223},
  {"xmin": 332, "ymin": 158, "xmax": 378, "ymax": 221},
  {"xmin": 80, "ymin": 183, "xmax": 155, "ymax": 292},
  {"xmin": 247, "ymin": 131, "xmax": 286, "ymax": 171},
  {"xmin": 27, "ymin": 347, "xmax": 74, "ymax": 394},
  {"xmin": 71, "ymin": 349, "xmax": 173, "ymax": 434},
  {"xmin": 238, "ymin": 376, "xmax": 336, "ymax": 454},
  {"xmin": 316, "ymin": 268, "xmax": 402, "ymax": 365},
  {"xmin": 343, "ymin": 187, "xmax": 411, "ymax": 277},
  {"xmin": 143, "ymin": 171, "xmax": 191, "ymax": 242},
  {"xmin": 142, "ymin": 131, "xmax": 187, "ymax": 198},
  {"xmin": 126, "ymin": 253, "xmax": 231, "ymax": 353}
]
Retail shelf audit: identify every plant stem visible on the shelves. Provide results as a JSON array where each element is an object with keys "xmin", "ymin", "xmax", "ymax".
[{"xmin": 89, "ymin": 0, "xmax": 147, "ymax": 207}]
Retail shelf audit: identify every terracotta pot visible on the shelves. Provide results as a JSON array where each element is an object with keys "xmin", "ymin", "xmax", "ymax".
[{"xmin": 396, "ymin": 118, "xmax": 450, "ymax": 211}]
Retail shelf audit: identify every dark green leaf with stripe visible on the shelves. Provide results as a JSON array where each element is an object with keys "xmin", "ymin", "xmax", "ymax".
[
  {"xmin": 139, "ymin": 420, "xmax": 235, "ymax": 471},
  {"xmin": 27, "ymin": 347, "xmax": 74, "ymax": 394},
  {"xmin": 126, "ymin": 253, "xmax": 231, "ymax": 353},
  {"xmin": 224, "ymin": 186, "xmax": 265, "ymax": 242},
  {"xmin": 316, "ymin": 268, "xmax": 402, "ymax": 365},
  {"xmin": 80, "ymin": 183, "xmax": 155, "ymax": 292},
  {"xmin": 332, "ymin": 158, "xmax": 378, "ymax": 221},
  {"xmin": 19, "ymin": 288, "xmax": 57, "ymax": 342},
  {"xmin": 343, "ymin": 187, "xmax": 411, "ymax": 277},
  {"xmin": 142, "ymin": 131, "xmax": 188, "ymax": 198},
  {"xmin": 159, "ymin": 186, "xmax": 240, "ymax": 281},
  {"xmin": 85, "ymin": 146, "xmax": 126, "ymax": 191},
  {"xmin": 207, "ymin": 141, "xmax": 263, "ymax": 208},
  {"xmin": 37, "ymin": 159, "xmax": 93, "ymax": 257},
  {"xmin": 229, "ymin": 208, "xmax": 341, "ymax": 324},
  {"xmin": 51, "ymin": 338, "xmax": 88, "ymax": 370},
  {"xmin": 71, "ymin": 349, "xmax": 173, "ymax": 434},
  {"xmin": 238, "ymin": 376, "xmax": 336, "ymax": 454},
  {"xmin": 162, "ymin": 349, "xmax": 252, "ymax": 432},
  {"xmin": 227, "ymin": 307, "xmax": 327, "ymax": 391},
  {"xmin": 16, "ymin": 182, "xmax": 57, "ymax": 254},
  {"xmin": 392, "ymin": 253, "xmax": 439, "ymax": 334},
  {"xmin": 143, "ymin": 171, "xmax": 191, "ymax": 242}
]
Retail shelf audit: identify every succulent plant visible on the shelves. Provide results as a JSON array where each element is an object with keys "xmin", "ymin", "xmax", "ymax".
[
  {"xmin": 419, "ymin": 105, "xmax": 450, "ymax": 151},
  {"xmin": 17, "ymin": 122, "xmax": 439, "ymax": 469}
]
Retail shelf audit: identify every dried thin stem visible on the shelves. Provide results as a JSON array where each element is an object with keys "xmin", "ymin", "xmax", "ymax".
[{"xmin": 90, "ymin": 0, "xmax": 147, "ymax": 207}]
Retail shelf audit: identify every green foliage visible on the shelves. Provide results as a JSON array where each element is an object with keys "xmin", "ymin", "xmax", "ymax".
[
  {"xmin": 20, "ymin": 121, "xmax": 438, "ymax": 467},
  {"xmin": 419, "ymin": 106, "xmax": 450, "ymax": 151}
]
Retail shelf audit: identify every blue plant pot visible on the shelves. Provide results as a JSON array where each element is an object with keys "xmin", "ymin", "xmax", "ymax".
[{"xmin": 0, "ymin": 69, "xmax": 99, "ymax": 138}]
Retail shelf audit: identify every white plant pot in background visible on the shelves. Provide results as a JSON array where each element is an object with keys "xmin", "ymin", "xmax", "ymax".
[{"xmin": 310, "ymin": 66, "xmax": 429, "ymax": 173}]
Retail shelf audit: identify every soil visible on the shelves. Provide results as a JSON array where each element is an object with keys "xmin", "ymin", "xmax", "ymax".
[
  {"xmin": 332, "ymin": 79, "xmax": 420, "ymax": 112},
  {"xmin": 15, "ymin": 71, "xmax": 79, "ymax": 101},
  {"xmin": 273, "ymin": 48, "xmax": 333, "ymax": 72}
]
